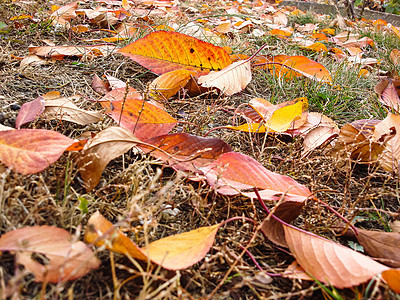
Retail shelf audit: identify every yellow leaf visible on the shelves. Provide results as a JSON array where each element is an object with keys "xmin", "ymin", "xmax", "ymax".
[{"xmin": 150, "ymin": 69, "xmax": 195, "ymax": 100}]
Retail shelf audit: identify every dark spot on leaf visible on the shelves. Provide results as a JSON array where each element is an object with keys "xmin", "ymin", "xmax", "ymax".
[
  {"xmin": 190, "ymin": 48, "xmax": 194, "ymax": 53},
  {"xmin": 208, "ymin": 57, "xmax": 211, "ymax": 61},
  {"xmin": 174, "ymin": 146, "xmax": 179, "ymax": 151},
  {"xmin": 129, "ymin": 112, "xmax": 133, "ymax": 116},
  {"xmin": 110, "ymin": 103, "xmax": 114, "ymax": 110},
  {"xmin": 217, "ymin": 68, "xmax": 221, "ymax": 71}
]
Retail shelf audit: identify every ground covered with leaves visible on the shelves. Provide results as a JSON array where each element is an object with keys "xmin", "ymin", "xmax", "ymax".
[{"xmin": 1, "ymin": 0, "xmax": 400, "ymax": 299}]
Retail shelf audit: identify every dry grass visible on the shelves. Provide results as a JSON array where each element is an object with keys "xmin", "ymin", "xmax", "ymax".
[{"xmin": 1, "ymin": 0, "xmax": 400, "ymax": 299}]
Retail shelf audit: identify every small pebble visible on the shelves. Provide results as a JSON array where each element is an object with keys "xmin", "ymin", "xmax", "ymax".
[{"xmin": 10, "ymin": 104, "xmax": 21, "ymax": 111}]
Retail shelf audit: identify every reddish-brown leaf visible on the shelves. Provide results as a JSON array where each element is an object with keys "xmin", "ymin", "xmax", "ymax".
[
  {"xmin": 374, "ymin": 78, "xmax": 400, "ymax": 112},
  {"xmin": 15, "ymin": 96, "xmax": 45, "ymax": 129},
  {"xmin": 283, "ymin": 225, "xmax": 389, "ymax": 288},
  {"xmin": 200, "ymin": 152, "xmax": 311, "ymax": 202},
  {"xmin": 0, "ymin": 226, "xmax": 99, "ymax": 282},
  {"xmin": 100, "ymin": 88, "xmax": 177, "ymax": 140},
  {"xmin": 118, "ymin": 31, "xmax": 232, "ymax": 75},
  {"xmin": 139, "ymin": 133, "xmax": 232, "ymax": 172},
  {"xmin": 0, "ymin": 129, "xmax": 75, "ymax": 174}
]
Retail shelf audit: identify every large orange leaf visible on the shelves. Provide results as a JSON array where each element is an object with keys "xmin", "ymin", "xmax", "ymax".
[
  {"xmin": 85, "ymin": 212, "xmax": 221, "ymax": 270},
  {"xmin": 200, "ymin": 152, "xmax": 311, "ymax": 202},
  {"xmin": 0, "ymin": 129, "xmax": 75, "ymax": 174},
  {"xmin": 139, "ymin": 133, "xmax": 232, "ymax": 172},
  {"xmin": 255, "ymin": 55, "xmax": 332, "ymax": 84},
  {"xmin": 118, "ymin": 31, "xmax": 232, "ymax": 75},
  {"xmin": 283, "ymin": 225, "xmax": 389, "ymax": 288},
  {"xmin": 197, "ymin": 60, "xmax": 252, "ymax": 95},
  {"xmin": 76, "ymin": 127, "xmax": 140, "ymax": 190},
  {"xmin": 100, "ymin": 87, "xmax": 177, "ymax": 140},
  {"xmin": 0, "ymin": 226, "xmax": 99, "ymax": 282}
]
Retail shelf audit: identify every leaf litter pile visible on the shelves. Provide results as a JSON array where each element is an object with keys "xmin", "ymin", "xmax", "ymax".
[{"xmin": 1, "ymin": 0, "xmax": 400, "ymax": 298}]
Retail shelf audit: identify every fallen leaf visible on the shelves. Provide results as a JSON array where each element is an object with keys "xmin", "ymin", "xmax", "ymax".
[
  {"xmin": 139, "ymin": 133, "xmax": 232, "ymax": 172},
  {"xmin": 149, "ymin": 69, "xmax": 196, "ymax": 100},
  {"xmin": 0, "ymin": 129, "xmax": 75, "ymax": 174},
  {"xmin": 29, "ymin": 44, "xmax": 118, "ymax": 60},
  {"xmin": 283, "ymin": 225, "xmax": 389, "ymax": 288},
  {"xmin": 0, "ymin": 226, "xmax": 99, "ymax": 282},
  {"xmin": 100, "ymin": 88, "xmax": 177, "ymax": 140},
  {"xmin": 118, "ymin": 31, "xmax": 232, "ymax": 75},
  {"xmin": 282, "ymin": 260, "xmax": 313, "ymax": 281},
  {"xmin": 85, "ymin": 211, "xmax": 222, "ymax": 270},
  {"xmin": 373, "ymin": 113, "xmax": 400, "ymax": 172},
  {"xmin": 255, "ymin": 55, "xmax": 332, "ymax": 84},
  {"xmin": 15, "ymin": 96, "xmax": 45, "ymax": 129},
  {"xmin": 344, "ymin": 227, "xmax": 400, "ymax": 267},
  {"xmin": 200, "ymin": 152, "xmax": 311, "ymax": 202},
  {"xmin": 382, "ymin": 269, "xmax": 400, "ymax": 294},
  {"xmin": 197, "ymin": 60, "xmax": 252, "ymax": 95},
  {"xmin": 375, "ymin": 78, "xmax": 400, "ymax": 112},
  {"xmin": 50, "ymin": 1, "xmax": 77, "ymax": 28},
  {"xmin": 20, "ymin": 54, "xmax": 48, "ymax": 68},
  {"xmin": 76, "ymin": 127, "xmax": 140, "ymax": 190},
  {"xmin": 390, "ymin": 49, "xmax": 400, "ymax": 66}
]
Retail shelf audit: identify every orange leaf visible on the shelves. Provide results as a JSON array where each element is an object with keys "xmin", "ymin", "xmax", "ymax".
[
  {"xmin": 149, "ymin": 69, "xmax": 196, "ymax": 100},
  {"xmin": 302, "ymin": 42, "xmax": 328, "ymax": 53},
  {"xmin": 197, "ymin": 60, "xmax": 251, "ymax": 95},
  {"xmin": 100, "ymin": 88, "xmax": 177, "ymax": 140},
  {"xmin": 118, "ymin": 31, "xmax": 232, "ymax": 75},
  {"xmin": 0, "ymin": 129, "xmax": 75, "ymax": 174},
  {"xmin": 382, "ymin": 269, "xmax": 400, "ymax": 294},
  {"xmin": 139, "ymin": 133, "xmax": 232, "ymax": 172},
  {"xmin": 200, "ymin": 152, "xmax": 311, "ymax": 202},
  {"xmin": 256, "ymin": 55, "xmax": 332, "ymax": 84},
  {"xmin": 283, "ymin": 225, "xmax": 389, "ymax": 288},
  {"xmin": 85, "ymin": 212, "xmax": 221, "ymax": 270},
  {"xmin": 0, "ymin": 226, "xmax": 99, "ymax": 282}
]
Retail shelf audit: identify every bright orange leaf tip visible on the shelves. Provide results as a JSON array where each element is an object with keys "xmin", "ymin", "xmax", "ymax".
[
  {"xmin": 117, "ymin": 31, "xmax": 232, "ymax": 76},
  {"xmin": 0, "ymin": 226, "xmax": 99, "ymax": 283},
  {"xmin": 85, "ymin": 211, "xmax": 221, "ymax": 270},
  {"xmin": 382, "ymin": 269, "xmax": 400, "ymax": 294},
  {"xmin": 0, "ymin": 129, "xmax": 75, "ymax": 174}
]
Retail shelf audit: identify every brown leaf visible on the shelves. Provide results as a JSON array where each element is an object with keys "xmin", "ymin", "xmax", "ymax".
[
  {"xmin": 91, "ymin": 74, "xmax": 110, "ymax": 95},
  {"xmin": 139, "ymin": 133, "xmax": 232, "ymax": 172},
  {"xmin": 344, "ymin": 228, "xmax": 400, "ymax": 267},
  {"xmin": 197, "ymin": 60, "xmax": 252, "ymax": 95},
  {"xmin": 0, "ymin": 226, "xmax": 99, "ymax": 282},
  {"xmin": 0, "ymin": 129, "xmax": 75, "ymax": 174},
  {"xmin": 374, "ymin": 78, "xmax": 400, "ymax": 113},
  {"xmin": 76, "ymin": 127, "xmax": 140, "ymax": 190},
  {"xmin": 118, "ymin": 31, "xmax": 232, "ymax": 75},
  {"xmin": 15, "ymin": 96, "xmax": 45, "ymax": 129},
  {"xmin": 373, "ymin": 113, "xmax": 400, "ymax": 172},
  {"xmin": 29, "ymin": 44, "xmax": 118, "ymax": 60},
  {"xmin": 283, "ymin": 225, "xmax": 389, "ymax": 288}
]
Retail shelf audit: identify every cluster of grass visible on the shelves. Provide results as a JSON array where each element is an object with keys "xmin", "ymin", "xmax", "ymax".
[{"xmin": 0, "ymin": 0, "xmax": 400, "ymax": 298}]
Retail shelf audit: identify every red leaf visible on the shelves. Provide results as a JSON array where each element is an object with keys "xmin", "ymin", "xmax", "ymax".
[{"xmin": 15, "ymin": 96, "xmax": 45, "ymax": 129}]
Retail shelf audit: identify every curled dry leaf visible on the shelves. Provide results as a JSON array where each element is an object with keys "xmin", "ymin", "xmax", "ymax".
[
  {"xmin": 197, "ymin": 60, "xmax": 252, "ymax": 95},
  {"xmin": 76, "ymin": 126, "xmax": 140, "ymax": 190},
  {"xmin": 139, "ymin": 133, "xmax": 232, "ymax": 172},
  {"xmin": 344, "ymin": 227, "xmax": 400, "ymax": 267},
  {"xmin": 149, "ymin": 69, "xmax": 196, "ymax": 100},
  {"xmin": 85, "ymin": 211, "xmax": 221, "ymax": 270},
  {"xmin": 118, "ymin": 31, "xmax": 232, "ymax": 75},
  {"xmin": 200, "ymin": 152, "xmax": 311, "ymax": 202},
  {"xmin": 373, "ymin": 113, "xmax": 400, "ymax": 172},
  {"xmin": 0, "ymin": 226, "xmax": 99, "ymax": 283},
  {"xmin": 0, "ymin": 129, "xmax": 75, "ymax": 174},
  {"xmin": 283, "ymin": 225, "xmax": 389, "ymax": 288},
  {"xmin": 50, "ymin": 1, "xmax": 77, "ymax": 28},
  {"xmin": 382, "ymin": 269, "xmax": 400, "ymax": 294},
  {"xmin": 374, "ymin": 78, "xmax": 400, "ymax": 113},
  {"xmin": 331, "ymin": 119, "xmax": 384, "ymax": 163},
  {"xmin": 100, "ymin": 87, "xmax": 177, "ymax": 140}
]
